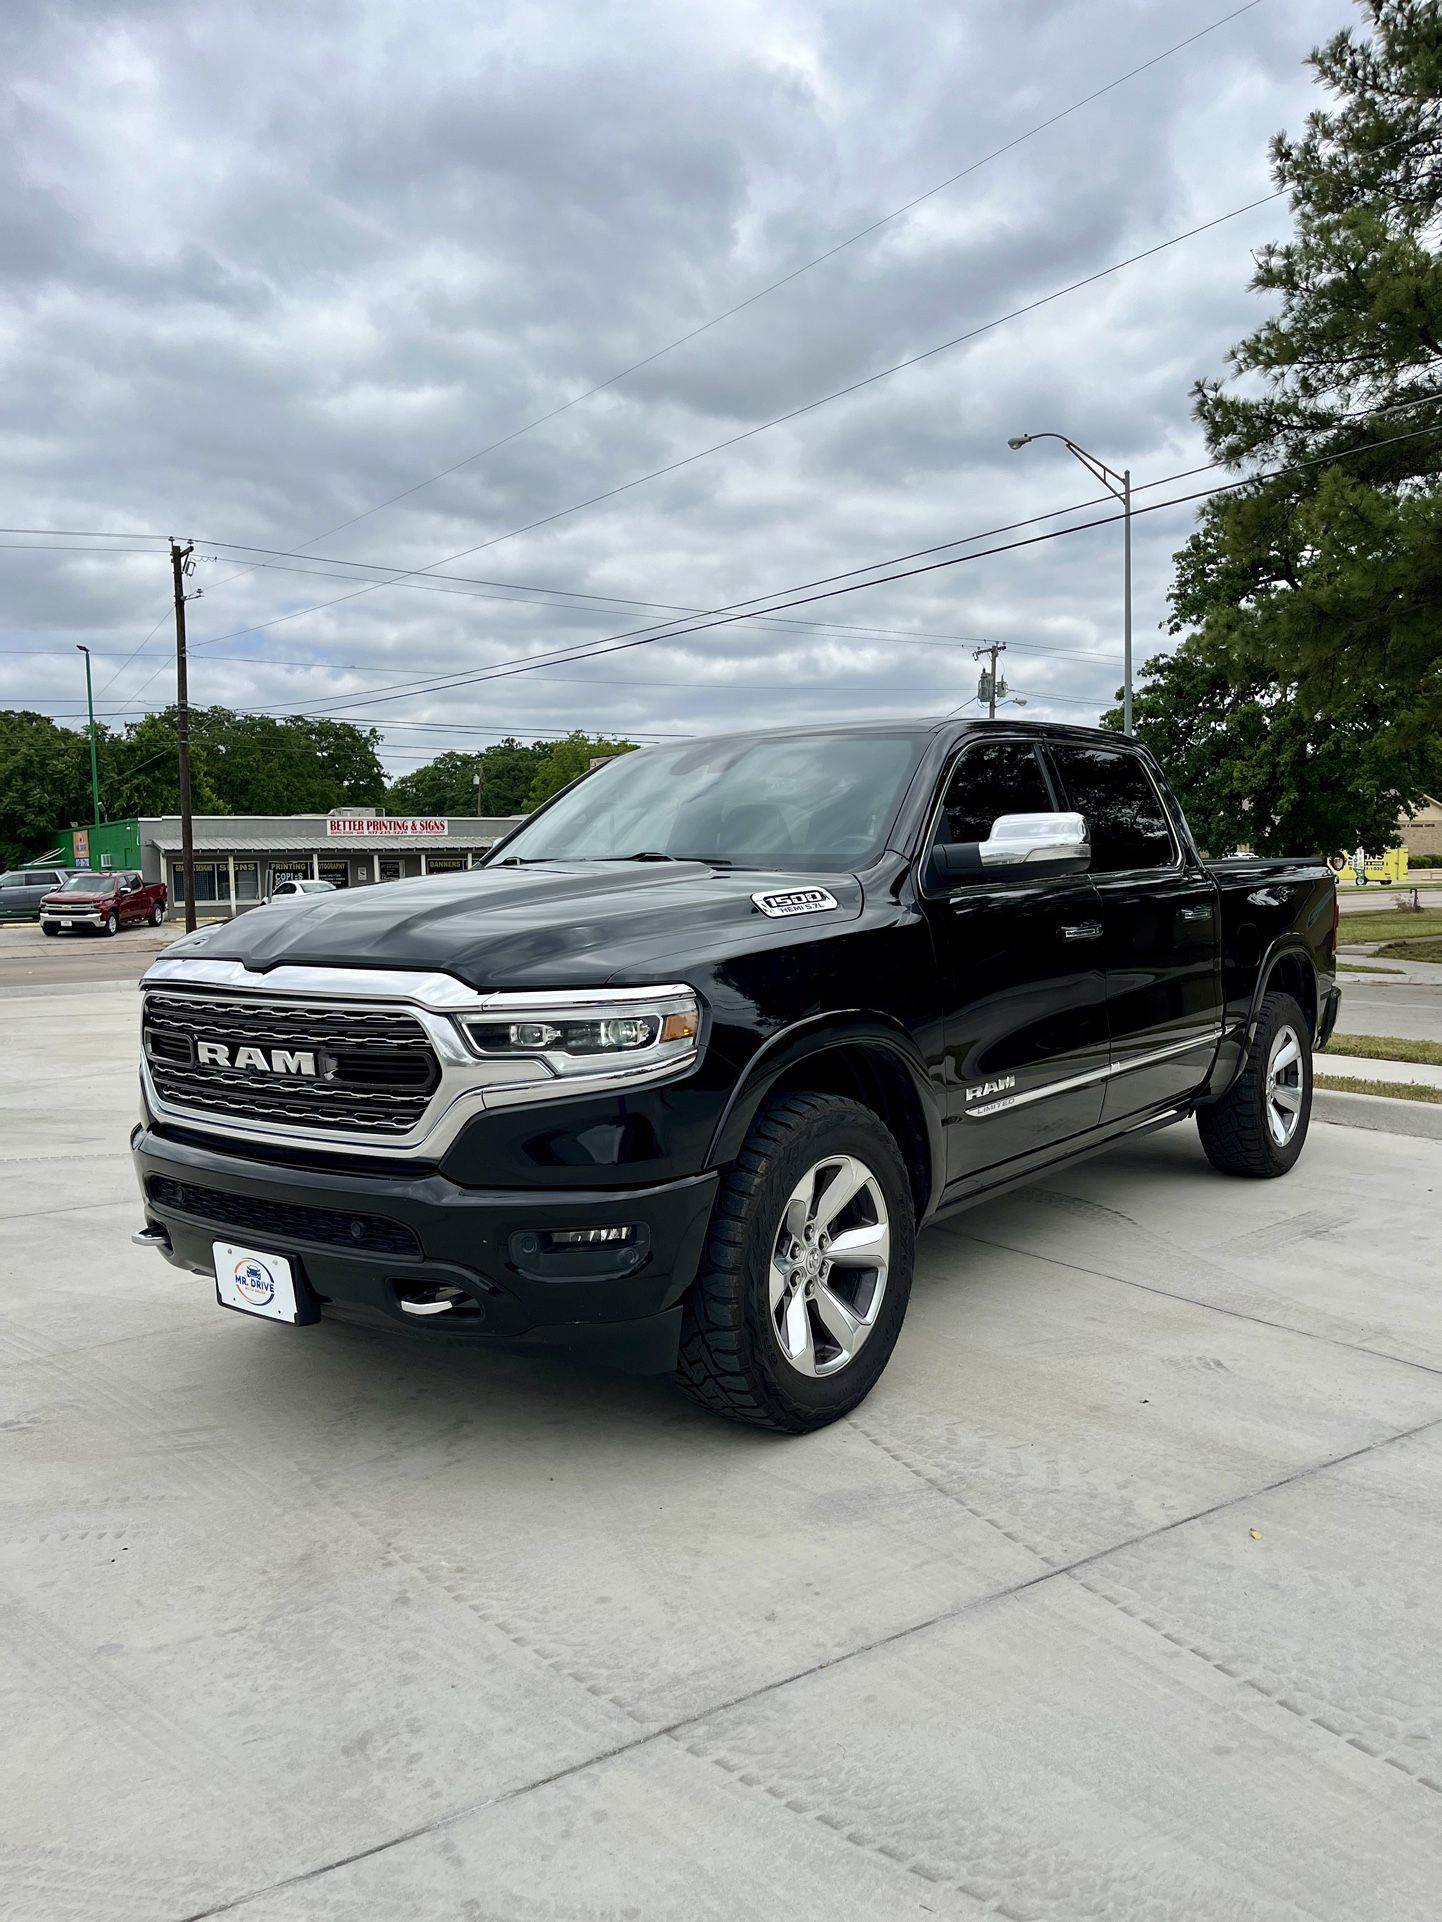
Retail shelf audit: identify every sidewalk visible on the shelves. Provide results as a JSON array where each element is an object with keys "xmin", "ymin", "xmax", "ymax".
[{"xmin": 1319, "ymin": 1052, "xmax": 1442, "ymax": 1091}]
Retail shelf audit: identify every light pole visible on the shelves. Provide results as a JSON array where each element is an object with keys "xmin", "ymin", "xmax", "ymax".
[
  {"xmin": 76, "ymin": 645, "xmax": 101, "ymax": 826},
  {"xmin": 1008, "ymin": 431, "xmax": 1133, "ymax": 735}
]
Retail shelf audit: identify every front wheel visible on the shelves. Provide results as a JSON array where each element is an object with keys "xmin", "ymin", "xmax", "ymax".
[
  {"xmin": 675, "ymin": 1093, "xmax": 915, "ymax": 1432},
  {"xmin": 1197, "ymin": 990, "xmax": 1311, "ymax": 1177},
  {"xmin": 41, "ymin": 923, "xmax": 59, "ymax": 937},
  {"xmin": 102, "ymin": 910, "xmax": 119, "ymax": 937}
]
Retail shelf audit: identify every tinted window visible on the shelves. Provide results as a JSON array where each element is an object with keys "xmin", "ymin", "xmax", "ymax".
[
  {"xmin": 935, "ymin": 740, "xmax": 1053, "ymax": 846},
  {"xmin": 495, "ymin": 732, "xmax": 929, "ymax": 872},
  {"xmin": 1051, "ymin": 746, "xmax": 1175, "ymax": 872}
]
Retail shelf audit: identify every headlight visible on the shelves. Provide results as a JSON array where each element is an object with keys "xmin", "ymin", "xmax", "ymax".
[{"xmin": 458, "ymin": 988, "xmax": 701, "ymax": 1080}]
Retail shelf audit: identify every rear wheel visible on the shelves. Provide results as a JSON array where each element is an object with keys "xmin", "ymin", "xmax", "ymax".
[
  {"xmin": 150, "ymin": 902, "xmax": 164, "ymax": 927},
  {"xmin": 675, "ymin": 1093, "xmax": 915, "ymax": 1432},
  {"xmin": 1197, "ymin": 990, "xmax": 1311, "ymax": 1177}
]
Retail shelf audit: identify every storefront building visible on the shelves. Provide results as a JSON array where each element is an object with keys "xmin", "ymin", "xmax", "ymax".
[{"xmin": 55, "ymin": 811, "xmax": 523, "ymax": 917}]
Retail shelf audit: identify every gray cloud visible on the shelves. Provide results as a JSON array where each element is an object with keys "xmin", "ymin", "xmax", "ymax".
[{"xmin": 1, "ymin": 0, "xmax": 1355, "ymax": 768}]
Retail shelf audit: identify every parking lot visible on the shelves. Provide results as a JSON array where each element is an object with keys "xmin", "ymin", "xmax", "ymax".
[{"xmin": 3, "ymin": 973, "xmax": 1440, "ymax": 1921}]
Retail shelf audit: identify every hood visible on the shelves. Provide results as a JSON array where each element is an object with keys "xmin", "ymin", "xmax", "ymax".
[
  {"xmin": 44, "ymin": 890, "xmax": 114, "ymax": 905},
  {"xmin": 171, "ymin": 862, "xmax": 865, "ymax": 989}
]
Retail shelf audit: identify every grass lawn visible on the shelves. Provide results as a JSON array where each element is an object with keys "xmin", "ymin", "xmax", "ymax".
[
  {"xmin": 1315, "ymin": 1073, "xmax": 1442, "ymax": 1105},
  {"xmin": 1336, "ymin": 960, "xmax": 1405, "ymax": 974},
  {"xmin": 1337, "ymin": 906, "xmax": 1442, "ymax": 942},
  {"xmin": 1322, "ymin": 1032, "xmax": 1442, "ymax": 1067},
  {"xmin": 1373, "ymin": 937, "xmax": 1442, "ymax": 964}
]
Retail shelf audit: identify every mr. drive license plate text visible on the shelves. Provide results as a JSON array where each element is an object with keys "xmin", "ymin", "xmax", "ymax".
[{"xmin": 213, "ymin": 1241, "xmax": 301, "ymax": 1322}]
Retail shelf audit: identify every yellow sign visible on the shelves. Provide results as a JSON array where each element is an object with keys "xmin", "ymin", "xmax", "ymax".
[{"xmin": 1329, "ymin": 847, "xmax": 1410, "ymax": 888}]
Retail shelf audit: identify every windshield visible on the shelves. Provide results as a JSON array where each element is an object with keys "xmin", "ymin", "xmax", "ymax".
[
  {"xmin": 491, "ymin": 731, "xmax": 928, "ymax": 872},
  {"xmin": 55, "ymin": 873, "xmax": 111, "ymax": 893}
]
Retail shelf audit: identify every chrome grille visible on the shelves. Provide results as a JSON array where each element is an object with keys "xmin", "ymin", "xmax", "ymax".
[{"xmin": 142, "ymin": 991, "xmax": 440, "ymax": 1135}]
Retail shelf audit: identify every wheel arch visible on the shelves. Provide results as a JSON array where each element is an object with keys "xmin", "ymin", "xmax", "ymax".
[
  {"xmin": 707, "ymin": 1017, "xmax": 942, "ymax": 1222},
  {"xmin": 1251, "ymin": 937, "xmax": 1319, "ymax": 1042}
]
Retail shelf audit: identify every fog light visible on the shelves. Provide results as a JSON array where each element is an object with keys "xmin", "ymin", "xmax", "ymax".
[{"xmin": 543, "ymin": 1226, "xmax": 634, "ymax": 1249}]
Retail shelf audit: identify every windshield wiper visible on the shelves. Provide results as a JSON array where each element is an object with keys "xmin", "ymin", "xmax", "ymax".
[{"xmin": 604, "ymin": 852, "xmax": 734, "ymax": 867}]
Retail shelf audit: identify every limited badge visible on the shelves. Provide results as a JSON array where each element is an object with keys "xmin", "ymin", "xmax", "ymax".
[{"xmin": 751, "ymin": 888, "xmax": 840, "ymax": 919}]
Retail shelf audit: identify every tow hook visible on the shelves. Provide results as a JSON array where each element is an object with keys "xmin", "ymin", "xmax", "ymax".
[{"xmin": 131, "ymin": 1223, "xmax": 172, "ymax": 1253}]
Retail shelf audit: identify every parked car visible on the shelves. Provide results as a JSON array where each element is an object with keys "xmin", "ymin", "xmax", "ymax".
[
  {"xmin": 0, "ymin": 867, "xmax": 73, "ymax": 921},
  {"xmin": 41, "ymin": 871, "xmax": 168, "ymax": 937},
  {"xmin": 130, "ymin": 721, "xmax": 1338, "ymax": 1432},
  {"xmin": 265, "ymin": 879, "xmax": 337, "ymax": 904}
]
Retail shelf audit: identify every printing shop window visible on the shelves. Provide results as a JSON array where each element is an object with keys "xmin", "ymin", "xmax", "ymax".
[
  {"xmin": 378, "ymin": 859, "xmax": 403, "ymax": 882},
  {"xmin": 170, "ymin": 861, "xmax": 222, "ymax": 904},
  {"xmin": 234, "ymin": 862, "xmax": 260, "ymax": 901},
  {"xmin": 319, "ymin": 861, "xmax": 351, "ymax": 889},
  {"xmin": 425, "ymin": 856, "xmax": 466, "ymax": 874}
]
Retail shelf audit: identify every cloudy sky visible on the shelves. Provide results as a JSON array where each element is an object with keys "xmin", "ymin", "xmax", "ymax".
[{"xmin": 1, "ymin": 0, "xmax": 1356, "ymax": 777}]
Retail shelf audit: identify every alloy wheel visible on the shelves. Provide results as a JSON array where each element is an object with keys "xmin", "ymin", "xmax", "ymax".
[
  {"xmin": 1265, "ymin": 1023, "xmax": 1304, "ymax": 1146},
  {"xmin": 768, "ymin": 1153, "xmax": 890, "ymax": 1377}
]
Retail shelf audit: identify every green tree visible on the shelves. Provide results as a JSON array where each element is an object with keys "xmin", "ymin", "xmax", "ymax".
[
  {"xmin": 524, "ymin": 733, "xmax": 638, "ymax": 810},
  {"xmin": 385, "ymin": 750, "xmax": 487, "ymax": 815},
  {"xmin": 383, "ymin": 740, "xmax": 553, "ymax": 815},
  {"xmin": 0, "ymin": 710, "xmax": 94, "ymax": 868},
  {"xmin": 1169, "ymin": 0, "xmax": 1442, "ymax": 794},
  {"xmin": 104, "ymin": 708, "xmax": 385, "ymax": 818},
  {"xmin": 475, "ymin": 738, "xmax": 552, "ymax": 813},
  {"xmin": 1102, "ymin": 655, "xmax": 1440, "ymax": 854}
]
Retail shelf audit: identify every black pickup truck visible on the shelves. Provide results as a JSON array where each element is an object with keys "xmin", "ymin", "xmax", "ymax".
[{"xmin": 131, "ymin": 721, "xmax": 1339, "ymax": 1432}]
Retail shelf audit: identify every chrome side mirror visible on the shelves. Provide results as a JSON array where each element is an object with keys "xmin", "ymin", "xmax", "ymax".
[
  {"xmin": 980, "ymin": 812, "xmax": 1090, "ymax": 875},
  {"xmin": 932, "ymin": 811, "xmax": 1091, "ymax": 887}
]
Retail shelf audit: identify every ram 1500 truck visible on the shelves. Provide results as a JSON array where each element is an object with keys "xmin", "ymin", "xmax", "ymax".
[{"xmin": 131, "ymin": 721, "xmax": 1339, "ymax": 1432}]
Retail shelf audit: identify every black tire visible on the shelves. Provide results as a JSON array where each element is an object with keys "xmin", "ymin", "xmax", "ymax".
[
  {"xmin": 675, "ymin": 1092, "xmax": 916, "ymax": 1433},
  {"xmin": 150, "ymin": 902, "xmax": 165, "ymax": 927},
  {"xmin": 41, "ymin": 923, "xmax": 59, "ymax": 937},
  {"xmin": 1197, "ymin": 990, "xmax": 1311, "ymax": 1178},
  {"xmin": 102, "ymin": 910, "xmax": 118, "ymax": 937}
]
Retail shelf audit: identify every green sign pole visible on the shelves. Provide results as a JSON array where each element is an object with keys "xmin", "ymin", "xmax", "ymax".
[{"xmin": 76, "ymin": 644, "xmax": 101, "ymax": 826}]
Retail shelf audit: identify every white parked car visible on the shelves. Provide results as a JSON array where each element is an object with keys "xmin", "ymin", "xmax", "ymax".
[{"xmin": 264, "ymin": 879, "xmax": 337, "ymax": 905}]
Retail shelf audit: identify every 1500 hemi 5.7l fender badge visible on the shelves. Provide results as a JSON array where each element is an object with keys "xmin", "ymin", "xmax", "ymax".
[{"xmin": 751, "ymin": 887, "xmax": 839, "ymax": 918}]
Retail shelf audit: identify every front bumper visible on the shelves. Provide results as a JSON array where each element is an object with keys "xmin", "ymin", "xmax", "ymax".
[
  {"xmin": 132, "ymin": 1123, "xmax": 717, "ymax": 1370},
  {"xmin": 41, "ymin": 908, "xmax": 104, "ymax": 925}
]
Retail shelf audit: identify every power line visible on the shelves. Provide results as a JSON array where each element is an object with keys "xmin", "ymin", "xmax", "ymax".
[
  {"xmin": 194, "ymin": 1, "xmax": 1268, "ymax": 592},
  {"xmin": 240, "ymin": 402, "xmax": 1440, "ymax": 721},
  {"xmin": 275, "ymin": 417, "xmax": 1442, "ymax": 719},
  {"xmin": 178, "ymin": 188, "xmax": 1287, "ymax": 655}
]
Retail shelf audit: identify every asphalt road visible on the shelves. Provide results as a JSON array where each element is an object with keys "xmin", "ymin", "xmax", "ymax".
[
  {"xmin": 1333, "ymin": 977, "xmax": 1442, "ymax": 1042},
  {"xmin": 1337, "ymin": 884, "xmax": 1442, "ymax": 913},
  {"xmin": 3, "ymin": 980, "xmax": 1440, "ymax": 1921},
  {"xmin": 0, "ymin": 920, "xmax": 177, "ymax": 988}
]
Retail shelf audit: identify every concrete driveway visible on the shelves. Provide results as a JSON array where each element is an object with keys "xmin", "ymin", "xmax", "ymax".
[{"xmin": 3, "ymin": 983, "xmax": 1439, "ymax": 1921}]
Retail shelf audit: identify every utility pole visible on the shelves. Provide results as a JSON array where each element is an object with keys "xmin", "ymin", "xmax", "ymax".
[
  {"xmin": 171, "ymin": 540, "xmax": 197, "ymax": 932},
  {"xmin": 76, "ymin": 645, "xmax": 101, "ymax": 827},
  {"xmin": 974, "ymin": 640, "xmax": 1006, "ymax": 720}
]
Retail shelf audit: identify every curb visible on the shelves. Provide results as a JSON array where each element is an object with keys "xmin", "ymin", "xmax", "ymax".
[{"xmin": 1313, "ymin": 1087, "xmax": 1442, "ymax": 1143}]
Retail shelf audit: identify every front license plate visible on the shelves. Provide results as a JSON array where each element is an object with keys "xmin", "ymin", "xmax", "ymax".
[
  {"xmin": 59, "ymin": 919, "xmax": 73, "ymax": 928},
  {"xmin": 213, "ymin": 1241, "xmax": 301, "ymax": 1323}
]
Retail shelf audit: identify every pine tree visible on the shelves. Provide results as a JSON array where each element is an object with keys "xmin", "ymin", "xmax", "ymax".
[{"xmin": 1144, "ymin": 1, "xmax": 1442, "ymax": 845}]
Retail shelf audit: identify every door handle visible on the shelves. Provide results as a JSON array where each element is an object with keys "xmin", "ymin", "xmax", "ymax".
[
  {"xmin": 1177, "ymin": 905, "xmax": 1212, "ymax": 922},
  {"xmin": 1058, "ymin": 922, "xmax": 1102, "ymax": 942}
]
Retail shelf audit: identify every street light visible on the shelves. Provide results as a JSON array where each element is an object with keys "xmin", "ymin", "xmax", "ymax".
[
  {"xmin": 1008, "ymin": 431, "xmax": 1133, "ymax": 735},
  {"xmin": 75, "ymin": 645, "xmax": 101, "ymax": 826}
]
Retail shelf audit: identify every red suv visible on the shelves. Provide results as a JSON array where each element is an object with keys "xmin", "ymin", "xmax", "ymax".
[{"xmin": 40, "ymin": 871, "xmax": 168, "ymax": 937}]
